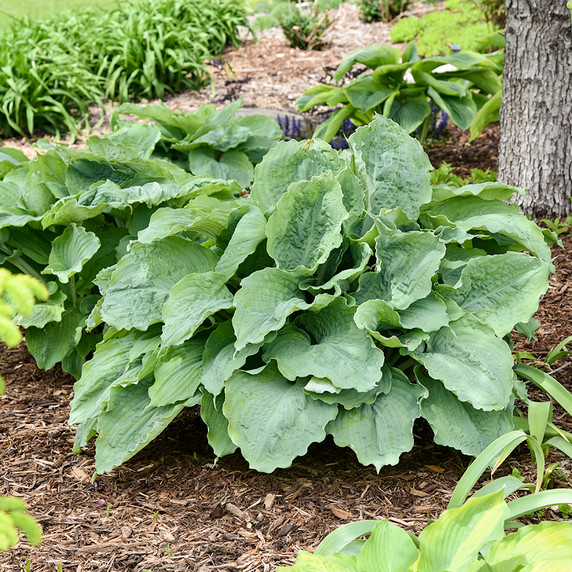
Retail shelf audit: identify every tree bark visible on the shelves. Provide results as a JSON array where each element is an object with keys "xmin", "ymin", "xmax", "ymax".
[{"xmin": 498, "ymin": 0, "xmax": 572, "ymax": 218}]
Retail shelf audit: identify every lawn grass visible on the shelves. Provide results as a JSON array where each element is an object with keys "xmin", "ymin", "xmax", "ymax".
[{"xmin": 0, "ymin": 0, "xmax": 118, "ymax": 30}]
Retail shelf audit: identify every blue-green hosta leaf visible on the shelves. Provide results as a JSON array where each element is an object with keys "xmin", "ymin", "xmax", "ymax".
[
  {"xmin": 223, "ymin": 364, "xmax": 339, "ymax": 472},
  {"xmin": 232, "ymin": 268, "xmax": 312, "ymax": 351},
  {"xmin": 214, "ymin": 205, "xmax": 267, "ymax": 280},
  {"xmin": 398, "ymin": 293, "xmax": 449, "ymax": 332},
  {"xmin": 409, "ymin": 314, "xmax": 514, "ymax": 411},
  {"xmin": 430, "ymin": 181, "xmax": 523, "ymax": 206},
  {"xmin": 348, "ymin": 115, "xmax": 432, "ymax": 219},
  {"xmin": 327, "ymin": 374, "xmax": 426, "ymax": 471},
  {"xmin": 188, "ymin": 148, "xmax": 254, "ymax": 188},
  {"xmin": 148, "ymin": 337, "xmax": 206, "ymax": 406},
  {"xmin": 101, "ymin": 237, "xmax": 218, "ymax": 331},
  {"xmin": 87, "ymin": 123, "xmax": 161, "ymax": 162},
  {"xmin": 416, "ymin": 369, "xmax": 514, "ymax": 457},
  {"xmin": 482, "ymin": 522, "xmax": 572, "ymax": 570},
  {"xmin": 94, "ymin": 378, "xmax": 193, "ymax": 475},
  {"xmin": 335, "ymin": 167, "xmax": 367, "ymax": 218},
  {"xmin": 251, "ymin": 138, "xmax": 344, "ymax": 213},
  {"xmin": 264, "ymin": 298, "xmax": 385, "ymax": 392},
  {"xmin": 421, "ymin": 196, "xmax": 551, "ymax": 264},
  {"xmin": 437, "ymin": 252, "xmax": 550, "ymax": 337},
  {"xmin": 69, "ymin": 330, "xmax": 161, "ymax": 426},
  {"xmin": 43, "ymin": 224, "xmax": 101, "ymax": 284},
  {"xmin": 266, "ymin": 173, "xmax": 348, "ymax": 272},
  {"xmin": 161, "ymin": 272, "xmax": 234, "ymax": 347},
  {"xmin": 438, "ymin": 245, "xmax": 488, "ymax": 286},
  {"xmin": 26, "ymin": 308, "xmax": 85, "ymax": 372},
  {"xmin": 303, "ymin": 364, "xmax": 392, "ymax": 410},
  {"xmin": 18, "ymin": 290, "xmax": 66, "ymax": 328},
  {"xmin": 357, "ymin": 520, "xmax": 419, "ymax": 572},
  {"xmin": 417, "ymin": 492, "xmax": 508, "ymax": 572},
  {"xmin": 41, "ymin": 196, "xmax": 110, "ymax": 228},
  {"xmin": 200, "ymin": 390, "xmax": 237, "ymax": 458},
  {"xmin": 200, "ymin": 321, "xmax": 267, "ymax": 396},
  {"xmin": 354, "ymin": 230, "xmax": 445, "ymax": 310}
]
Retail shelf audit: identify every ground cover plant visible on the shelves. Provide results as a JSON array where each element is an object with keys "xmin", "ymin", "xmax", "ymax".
[
  {"xmin": 389, "ymin": 0, "xmax": 499, "ymax": 56},
  {"xmin": 297, "ymin": 42, "xmax": 503, "ymax": 142},
  {"xmin": 39, "ymin": 114, "xmax": 553, "ymax": 477},
  {"xmin": 0, "ymin": 0, "xmax": 250, "ymax": 137}
]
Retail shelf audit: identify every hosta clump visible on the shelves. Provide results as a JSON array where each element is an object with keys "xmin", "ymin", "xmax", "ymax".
[{"xmin": 70, "ymin": 115, "xmax": 552, "ymax": 475}]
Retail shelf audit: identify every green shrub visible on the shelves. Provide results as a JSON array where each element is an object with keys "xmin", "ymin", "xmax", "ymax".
[
  {"xmin": 297, "ymin": 42, "xmax": 503, "ymax": 143},
  {"xmin": 468, "ymin": 0, "xmax": 505, "ymax": 28},
  {"xmin": 390, "ymin": 0, "xmax": 496, "ymax": 56},
  {"xmin": 253, "ymin": 14, "xmax": 279, "ymax": 30},
  {"xmin": 279, "ymin": 3, "xmax": 331, "ymax": 50},
  {"xmin": 358, "ymin": 0, "xmax": 411, "ymax": 23}
]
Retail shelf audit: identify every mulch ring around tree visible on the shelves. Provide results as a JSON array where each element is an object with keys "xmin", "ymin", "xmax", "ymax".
[{"xmin": 1, "ymin": 234, "xmax": 571, "ymax": 571}]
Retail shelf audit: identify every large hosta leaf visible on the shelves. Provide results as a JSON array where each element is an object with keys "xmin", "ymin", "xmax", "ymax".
[
  {"xmin": 94, "ymin": 378, "xmax": 192, "ymax": 475},
  {"xmin": 417, "ymin": 369, "xmax": 514, "ymax": 457},
  {"xmin": 421, "ymin": 196, "xmax": 551, "ymax": 263},
  {"xmin": 354, "ymin": 230, "xmax": 445, "ymax": 310},
  {"xmin": 416, "ymin": 492, "xmax": 508, "ymax": 572},
  {"xmin": 263, "ymin": 298, "xmax": 385, "ymax": 392},
  {"xmin": 43, "ymin": 224, "xmax": 100, "ymax": 284},
  {"xmin": 232, "ymin": 268, "xmax": 311, "ymax": 351},
  {"xmin": 188, "ymin": 148, "xmax": 254, "ymax": 188},
  {"xmin": 18, "ymin": 290, "xmax": 66, "ymax": 328},
  {"xmin": 161, "ymin": 272, "xmax": 233, "ymax": 347},
  {"xmin": 148, "ymin": 337, "xmax": 206, "ymax": 406},
  {"xmin": 101, "ymin": 237, "xmax": 218, "ymax": 331},
  {"xmin": 348, "ymin": 115, "xmax": 432, "ymax": 219},
  {"xmin": 437, "ymin": 252, "xmax": 550, "ymax": 337},
  {"xmin": 200, "ymin": 390, "xmax": 237, "ymax": 458},
  {"xmin": 409, "ymin": 315, "xmax": 514, "ymax": 411},
  {"xmin": 250, "ymin": 138, "xmax": 344, "ymax": 213},
  {"xmin": 214, "ymin": 204, "xmax": 267, "ymax": 280},
  {"xmin": 327, "ymin": 374, "xmax": 425, "ymax": 470},
  {"xmin": 223, "ymin": 364, "xmax": 338, "ymax": 472},
  {"xmin": 266, "ymin": 173, "xmax": 348, "ymax": 272}
]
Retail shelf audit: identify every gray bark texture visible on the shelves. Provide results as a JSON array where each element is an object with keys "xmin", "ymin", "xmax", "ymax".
[{"xmin": 498, "ymin": 0, "xmax": 572, "ymax": 218}]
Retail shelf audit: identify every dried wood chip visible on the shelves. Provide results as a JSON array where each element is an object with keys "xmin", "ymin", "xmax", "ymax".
[
  {"xmin": 325, "ymin": 504, "xmax": 352, "ymax": 520},
  {"xmin": 264, "ymin": 493, "xmax": 275, "ymax": 510}
]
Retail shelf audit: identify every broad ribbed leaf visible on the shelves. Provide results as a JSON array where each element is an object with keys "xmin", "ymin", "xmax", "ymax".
[
  {"xmin": 357, "ymin": 520, "xmax": 419, "ymax": 571},
  {"xmin": 437, "ymin": 252, "xmax": 549, "ymax": 337},
  {"xmin": 416, "ymin": 492, "xmax": 508, "ymax": 572},
  {"xmin": 200, "ymin": 321, "xmax": 266, "ymax": 396},
  {"xmin": 430, "ymin": 181, "xmax": 521, "ymax": 205},
  {"xmin": 264, "ymin": 298, "xmax": 385, "ymax": 391},
  {"xmin": 214, "ymin": 205, "xmax": 267, "ymax": 280},
  {"xmin": 399, "ymin": 293, "xmax": 449, "ymax": 332},
  {"xmin": 188, "ymin": 148, "xmax": 254, "ymax": 188},
  {"xmin": 327, "ymin": 375, "xmax": 425, "ymax": 470},
  {"xmin": 43, "ymin": 224, "xmax": 100, "ymax": 284},
  {"xmin": 348, "ymin": 115, "xmax": 432, "ymax": 219},
  {"xmin": 345, "ymin": 77, "xmax": 394, "ymax": 111},
  {"xmin": 18, "ymin": 290, "xmax": 66, "ymax": 328},
  {"xmin": 428, "ymin": 87, "xmax": 477, "ymax": 130},
  {"xmin": 410, "ymin": 315, "xmax": 514, "ymax": 411},
  {"xmin": 232, "ymin": 268, "xmax": 311, "ymax": 351},
  {"xmin": 148, "ymin": 338, "xmax": 206, "ymax": 406},
  {"xmin": 223, "ymin": 364, "xmax": 338, "ymax": 472},
  {"xmin": 421, "ymin": 196, "xmax": 551, "ymax": 263},
  {"xmin": 482, "ymin": 522, "xmax": 572, "ymax": 570},
  {"xmin": 335, "ymin": 167, "xmax": 367, "ymax": 217},
  {"xmin": 94, "ymin": 378, "xmax": 190, "ymax": 475},
  {"xmin": 200, "ymin": 390, "xmax": 237, "ymax": 457},
  {"xmin": 250, "ymin": 138, "xmax": 344, "ymax": 213},
  {"xmin": 161, "ymin": 272, "xmax": 233, "ymax": 347},
  {"xmin": 417, "ymin": 370, "xmax": 514, "ymax": 457},
  {"xmin": 354, "ymin": 230, "xmax": 445, "ymax": 310},
  {"xmin": 101, "ymin": 237, "xmax": 218, "ymax": 331},
  {"xmin": 388, "ymin": 96, "xmax": 432, "ymax": 134},
  {"xmin": 26, "ymin": 308, "xmax": 85, "ymax": 372},
  {"xmin": 87, "ymin": 123, "xmax": 161, "ymax": 161},
  {"xmin": 266, "ymin": 173, "xmax": 348, "ymax": 272}
]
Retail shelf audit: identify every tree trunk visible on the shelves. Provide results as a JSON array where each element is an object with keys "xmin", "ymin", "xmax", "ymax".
[{"xmin": 498, "ymin": 0, "xmax": 572, "ymax": 218}]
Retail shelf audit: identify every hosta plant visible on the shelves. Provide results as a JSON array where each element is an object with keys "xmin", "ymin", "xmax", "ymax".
[
  {"xmin": 297, "ymin": 42, "xmax": 503, "ymax": 142},
  {"xmin": 68, "ymin": 115, "xmax": 553, "ymax": 475},
  {"xmin": 111, "ymin": 100, "xmax": 283, "ymax": 188}
]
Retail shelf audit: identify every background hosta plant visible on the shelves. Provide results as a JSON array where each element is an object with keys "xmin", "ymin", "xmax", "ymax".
[
  {"xmin": 297, "ymin": 42, "xmax": 503, "ymax": 142},
  {"xmin": 66, "ymin": 114, "xmax": 554, "ymax": 475}
]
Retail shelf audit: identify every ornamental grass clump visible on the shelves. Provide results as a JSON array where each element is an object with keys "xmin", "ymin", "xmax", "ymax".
[{"xmin": 55, "ymin": 115, "xmax": 554, "ymax": 475}]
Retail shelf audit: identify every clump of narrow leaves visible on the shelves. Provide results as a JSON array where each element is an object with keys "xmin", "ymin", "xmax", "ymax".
[{"xmin": 60, "ymin": 114, "xmax": 553, "ymax": 475}]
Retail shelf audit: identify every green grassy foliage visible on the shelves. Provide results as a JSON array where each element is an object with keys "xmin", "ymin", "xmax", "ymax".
[
  {"xmin": 0, "ymin": 0, "xmax": 250, "ymax": 138},
  {"xmin": 390, "ymin": 0, "xmax": 495, "ymax": 56}
]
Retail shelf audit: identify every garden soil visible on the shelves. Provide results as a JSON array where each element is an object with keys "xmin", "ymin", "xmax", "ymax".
[{"xmin": 1, "ymin": 3, "xmax": 571, "ymax": 570}]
